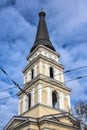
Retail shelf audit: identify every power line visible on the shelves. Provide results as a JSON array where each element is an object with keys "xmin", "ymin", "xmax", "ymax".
[
  {"xmin": 54, "ymin": 65, "xmax": 87, "ymax": 76},
  {"xmin": 65, "ymin": 75, "xmax": 87, "ymax": 83},
  {"xmin": 0, "ymin": 65, "xmax": 87, "ymax": 100},
  {"xmin": 0, "ymin": 66, "xmax": 28, "ymax": 96},
  {"xmin": 0, "ymin": 73, "xmax": 87, "ymax": 94},
  {"xmin": 0, "ymin": 74, "xmax": 87, "ymax": 101},
  {"xmin": 64, "ymin": 65, "xmax": 87, "ymax": 73},
  {"xmin": 0, "ymin": 84, "xmax": 24, "ymax": 93},
  {"xmin": 0, "ymin": 64, "xmax": 87, "ymax": 84},
  {"xmin": 0, "ymin": 87, "xmax": 17, "ymax": 93},
  {"xmin": 0, "ymin": 94, "xmax": 17, "ymax": 101},
  {"xmin": 26, "ymin": 65, "xmax": 87, "ymax": 77}
]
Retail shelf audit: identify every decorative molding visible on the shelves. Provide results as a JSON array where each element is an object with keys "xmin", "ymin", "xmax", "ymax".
[
  {"xmin": 27, "ymin": 45, "xmax": 60, "ymax": 61},
  {"xmin": 18, "ymin": 74, "xmax": 71, "ymax": 96},
  {"xmin": 22, "ymin": 54, "xmax": 63, "ymax": 73}
]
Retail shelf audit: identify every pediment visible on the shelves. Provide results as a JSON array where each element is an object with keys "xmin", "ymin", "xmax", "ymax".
[
  {"xmin": 58, "ymin": 114, "xmax": 80, "ymax": 127},
  {"xmin": 4, "ymin": 116, "xmax": 27, "ymax": 130},
  {"xmin": 8, "ymin": 120, "xmax": 23, "ymax": 129},
  {"xmin": 59, "ymin": 117, "xmax": 73, "ymax": 125},
  {"xmin": 44, "ymin": 112, "xmax": 80, "ymax": 128}
]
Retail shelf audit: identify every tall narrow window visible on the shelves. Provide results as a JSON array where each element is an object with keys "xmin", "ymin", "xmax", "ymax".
[
  {"xmin": 50, "ymin": 67, "xmax": 54, "ymax": 78},
  {"xmin": 28, "ymin": 93, "xmax": 31, "ymax": 110},
  {"xmin": 31, "ymin": 69, "xmax": 34, "ymax": 79},
  {"xmin": 52, "ymin": 91, "xmax": 59, "ymax": 109}
]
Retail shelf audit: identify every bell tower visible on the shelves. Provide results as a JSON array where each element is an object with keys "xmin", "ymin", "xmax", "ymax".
[{"xmin": 18, "ymin": 10, "xmax": 71, "ymax": 118}]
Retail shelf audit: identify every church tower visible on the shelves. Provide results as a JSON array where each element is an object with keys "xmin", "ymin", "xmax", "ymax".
[
  {"xmin": 18, "ymin": 10, "xmax": 71, "ymax": 118},
  {"xmin": 5, "ymin": 10, "xmax": 83, "ymax": 130}
]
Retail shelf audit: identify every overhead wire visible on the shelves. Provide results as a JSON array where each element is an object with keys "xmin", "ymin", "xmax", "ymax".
[
  {"xmin": 0, "ymin": 66, "xmax": 28, "ymax": 96},
  {"xmin": 65, "ymin": 75, "xmax": 87, "ymax": 83},
  {"xmin": 0, "ymin": 66, "xmax": 87, "ymax": 101},
  {"xmin": 0, "ymin": 94, "xmax": 17, "ymax": 101},
  {"xmin": 0, "ymin": 87, "xmax": 17, "ymax": 93},
  {"xmin": 54, "ymin": 65, "xmax": 87, "ymax": 76},
  {"xmin": 0, "ymin": 83, "xmax": 24, "ymax": 93},
  {"xmin": 0, "ymin": 64, "xmax": 87, "ymax": 88},
  {"xmin": 26, "ymin": 65, "xmax": 87, "ymax": 76},
  {"xmin": 0, "ymin": 74, "xmax": 87, "ymax": 101},
  {"xmin": 0, "ymin": 74, "xmax": 87, "ymax": 94}
]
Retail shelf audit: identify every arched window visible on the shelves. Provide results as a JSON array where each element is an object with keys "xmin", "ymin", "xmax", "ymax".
[
  {"xmin": 28, "ymin": 93, "xmax": 31, "ymax": 110},
  {"xmin": 52, "ymin": 91, "xmax": 59, "ymax": 109},
  {"xmin": 50, "ymin": 67, "xmax": 54, "ymax": 78},
  {"xmin": 31, "ymin": 69, "xmax": 34, "ymax": 79}
]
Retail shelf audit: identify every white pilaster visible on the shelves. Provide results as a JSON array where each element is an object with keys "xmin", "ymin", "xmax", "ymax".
[
  {"xmin": 34, "ymin": 65, "xmax": 37, "ymax": 77},
  {"xmin": 27, "ymin": 72, "xmax": 29, "ymax": 82},
  {"xmin": 61, "ymin": 72, "xmax": 64, "ymax": 82},
  {"xmin": 42, "ymin": 51, "xmax": 45, "ymax": 56},
  {"xmin": 22, "ymin": 95, "xmax": 28, "ymax": 113},
  {"xmin": 28, "ymin": 70, "xmax": 31, "ymax": 81},
  {"xmin": 18, "ymin": 98, "xmax": 22, "ymax": 115},
  {"xmin": 38, "ymin": 83, "xmax": 42, "ymax": 103},
  {"xmin": 22, "ymin": 95, "xmax": 25, "ymax": 113},
  {"xmin": 59, "ymin": 92, "xmax": 64, "ymax": 110},
  {"xmin": 57, "ymin": 69, "xmax": 60, "ymax": 81},
  {"xmin": 67, "ymin": 95, "xmax": 71, "ymax": 109},
  {"xmin": 31, "ymin": 88, "xmax": 35, "ymax": 107},
  {"xmin": 24, "ymin": 76, "xmax": 25, "ymax": 84},
  {"xmin": 39, "ymin": 61, "xmax": 42, "ymax": 74},
  {"xmin": 54, "ymin": 68, "xmax": 58, "ymax": 80},
  {"xmin": 47, "ymin": 87, "xmax": 52, "ymax": 107},
  {"xmin": 45, "ymin": 64, "xmax": 49, "ymax": 76}
]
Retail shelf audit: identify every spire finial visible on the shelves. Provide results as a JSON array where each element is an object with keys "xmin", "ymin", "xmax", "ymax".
[
  {"xmin": 41, "ymin": 8, "xmax": 44, "ymax": 12},
  {"xmin": 39, "ymin": 8, "xmax": 46, "ymax": 17}
]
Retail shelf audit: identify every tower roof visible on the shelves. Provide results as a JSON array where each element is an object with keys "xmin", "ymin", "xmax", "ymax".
[{"xmin": 30, "ymin": 10, "xmax": 56, "ymax": 53}]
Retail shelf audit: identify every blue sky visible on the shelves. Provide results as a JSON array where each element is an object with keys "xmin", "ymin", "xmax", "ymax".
[{"xmin": 0, "ymin": 0, "xmax": 87, "ymax": 129}]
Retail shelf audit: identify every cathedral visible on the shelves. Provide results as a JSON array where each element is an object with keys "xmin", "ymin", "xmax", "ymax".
[{"xmin": 4, "ymin": 10, "xmax": 87, "ymax": 130}]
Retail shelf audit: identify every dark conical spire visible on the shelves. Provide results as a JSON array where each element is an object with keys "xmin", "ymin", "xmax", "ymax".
[
  {"xmin": 30, "ymin": 10, "xmax": 56, "ymax": 53},
  {"xmin": 35, "ymin": 10, "xmax": 50, "ymax": 41}
]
